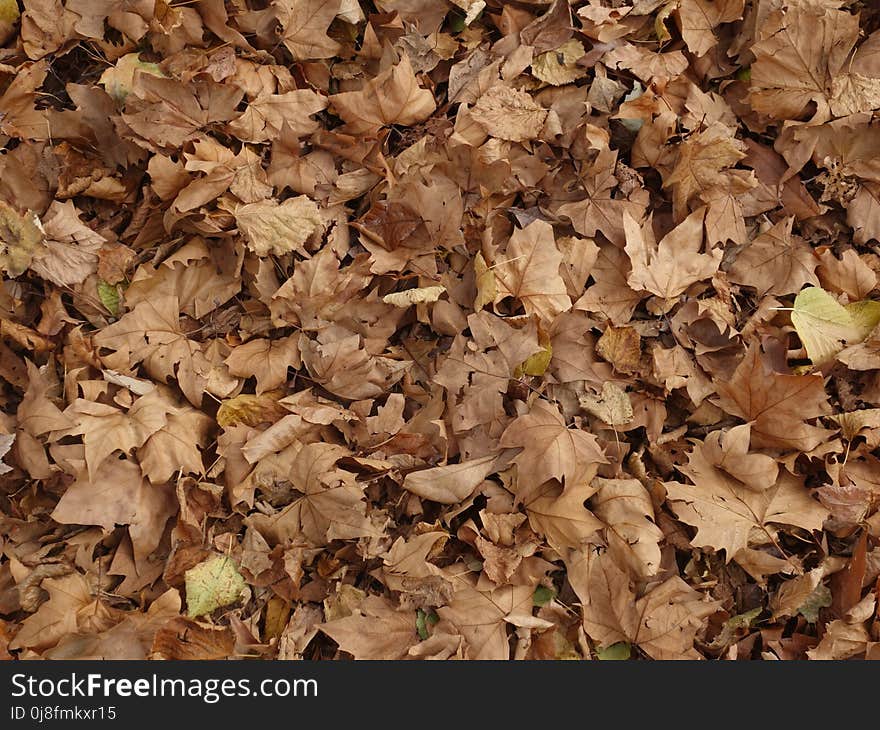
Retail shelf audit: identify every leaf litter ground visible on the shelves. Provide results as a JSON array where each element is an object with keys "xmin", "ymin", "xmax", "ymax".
[{"xmin": 1, "ymin": 0, "xmax": 880, "ymax": 660}]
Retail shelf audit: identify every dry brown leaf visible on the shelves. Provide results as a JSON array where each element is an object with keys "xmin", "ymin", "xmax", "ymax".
[
  {"xmin": 330, "ymin": 56, "xmax": 436, "ymax": 134},
  {"xmin": 493, "ymin": 220, "xmax": 571, "ymax": 322},
  {"xmin": 500, "ymin": 400, "xmax": 607, "ymax": 498}
]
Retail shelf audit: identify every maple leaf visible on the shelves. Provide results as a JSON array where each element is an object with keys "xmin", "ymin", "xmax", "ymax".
[
  {"xmin": 54, "ymin": 389, "xmax": 171, "ymax": 479},
  {"xmin": 92, "ymin": 295, "xmax": 215, "ymax": 406},
  {"xmin": 471, "ymin": 85, "xmax": 548, "ymax": 142},
  {"xmin": 245, "ymin": 443, "xmax": 379, "ymax": 547},
  {"xmin": 523, "ymin": 479, "xmax": 603, "ymax": 552},
  {"xmin": 275, "ymin": 0, "xmax": 341, "ymax": 61},
  {"xmin": 51, "ymin": 457, "xmax": 177, "ymax": 563},
  {"xmin": 330, "ymin": 56, "xmax": 436, "ymax": 135},
  {"xmin": 624, "ymin": 207, "xmax": 722, "ymax": 307},
  {"xmin": 300, "ymin": 325, "xmax": 409, "ymax": 401},
  {"xmin": 749, "ymin": 5, "xmax": 859, "ymax": 122},
  {"xmin": 319, "ymin": 595, "xmax": 420, "ymax": 660},
  {"xmin": 714, "ymin": 344, "xmax": 834, "ymax": 451},
  {"xmin": 666, "ymin": 456, "xmax": 829, "ymax": 562},
  {"xmin": 590, "ymin": 477, "xmax": 663, "ymax": 578},
  {"xmin": 663, "ymin": 123, "xmax": 747, "ymax": 222},
  {"xmin": 568, "ymin": 549, "xmax": 719, "ymax": 660},
  {"xmin": 492, "ymin": 220, "xmax": 571, "ymax": 322},
  {"xmin": 575, "ymin": 242, "xmax": 645, "ymax": 325},
  {"xmin": 678, "ymin": 0, "xmax": 744, "ymax": 57},
  {"xmin": 122, "ymin": 74, "xmax": 244, "ymax": 151},
  {"xmin": 235, "ymin": 196, "xmax": 324, "ymax": 257},
  {"xmin": 435, "ymin": 567, "xmax": 538, "ymax": 660},
  {"xmin": 557, "ymin": 132, "xmax": 649, "ymax": 246},
  {"xmin": 434, "ymin": 312, "xmax": 541, "ymax": 433},
  {"xmin": 8, "ymin": 573, "xmax": 102, "ymax": 653},
  {"xmin": 224, "ymin": 334, "xmax": 301, "ymax": 394},
  {"xmin": 500, "ymin": 400, "xmax": 607, "ymax": 498},
  {"xmin": 402, "ymin": 453, "xmax": 505, "ymax": 505},
  {"xmin": 728, "ymin": 217, "xmax": 820, "ymax": 296},
  {"xmin": 228, "ymin": 89, "xmax": 328, "ymax": 144}
]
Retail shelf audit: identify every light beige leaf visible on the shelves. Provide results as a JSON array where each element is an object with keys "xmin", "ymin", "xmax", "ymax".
[
  {"xmin": 382, "ymin": 285, "xmax": 446, "ymax": 307},
  {"xmin": 472, "ymin": 85, "xmax": 548, "ymax": 142},
  {"xmin": 531, "ymin": 40, "xmax": 586, "ymax": 86},
  {"xmin": 590, "ymin": 477, "xmax": 663, "ymax": 578},
  {"xmin": 402, "ymin": 454, "xmax": 503, "ymax": 504},
  {"xmin": 578, "ymin": 382, "xmax": 633, "ymax": 427},
  {"xmin": 235, "ymin": 196, "xmax": 324, "ymax": 257}
]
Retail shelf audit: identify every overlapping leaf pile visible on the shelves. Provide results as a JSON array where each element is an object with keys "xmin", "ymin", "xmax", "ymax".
[{"xmin": 1, "ymin": 0, "xmax": 880, "ymax": 661}]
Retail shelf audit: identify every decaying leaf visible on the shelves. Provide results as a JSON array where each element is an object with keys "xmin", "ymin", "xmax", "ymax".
[
  {"xmin": 185, "ymin": 556, "xmax": 247, "ymax": 618},
  {"xmin": 3, "ymin": 0, "xmax": 878, "ymax": 664}
]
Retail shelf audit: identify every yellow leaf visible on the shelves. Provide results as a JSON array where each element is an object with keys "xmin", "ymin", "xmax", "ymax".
[
  {"xmin": 185, "ymin": 556, "xmax": 246, "ymax": 618},
  {"xmin": 532, "ymin": 40, "xmax": 586, "ymax": 86},
  {"xmin": 0, "ymin": 201, "xmax": 43, "ymax": 277},
  {"xmin": 216, "ymin": 392, "xmax": 287, "ymax": 427},
  {"xmin": 474, "ymin": 252, "xmax": 496, "ymax": 310},
  {"xmin": 516, "ymin": 341, "xmax": 553, "ymax": 377},
  {"xmin": 844, "ymin": 299, "xmax": 880, "ymax": 341},
  {"xmin": 791, "ymin": 287, "xmax": 876, "ymax": 366},
  {"xmin": 99, "ymin": 54, "xmax": 165, "ymax": 103}
]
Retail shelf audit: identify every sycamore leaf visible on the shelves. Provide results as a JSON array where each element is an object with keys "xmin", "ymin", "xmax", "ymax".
[
  {"xmin": 664, "ymin": 123, "xmax": 746, "ymax": 221},
  {"xmin": 435, "ymin": 568, "xmax": 536, "ymax": 660},
  {"xmin": 99, "ymin": 54, "xmax": 164, "ymax": 103},
  {"xmin": 715, "ymin": 344, "xmax": 834, "ymax": 451},
  {"xmin": 330, "ymin": 56, "xmax": 436, "ymax": 134},
  {"xmin": 578, "ymin": 382, "xmax": 633, "ymax": 427},
  {"xmin": 678, "ymin": 0, "xmax": 744, "ymax": 57},
  {"xmin": 568, "ymin": 549, "xmax": 719, "ymax": 660},
  {"xmin": 531, "ymin": 40, "xmax": 586, "ymax": 86},
  {"xmin": 666, "ymin": 462, "xmax": 829, "ymax": 562},
  {"xmin": 235, "ymin": 196, "xmax": 324, "ymax": 258},
  {"xmin": 493, "ymin": 220, "xmax": 571, "ymax": 322},
  {"xmin": 185, "ymin": 556, "xmax": 247, "ymax": 618},
  {"xmin": 500, "ymin": 400, "xmax": 607, "ymax": 498},
  {"xmin": 729, "ymin": 217, "xmax": 819, "ymax": 296},
  {"xmin": 624, "ymin": 207, "xmax": 721, "ymax": 306},
  {"xmin": 275, "ymin": 0, "xmax": 342, "ymax": 60},
  {"xmin": 402, "ymin": 454, "xmax": 503, "ymax": 505},
  {"xmin": 791, "ymin": 287, "xmax": 880, "ymax": 366},
  {"xmin": 749, "ymin": 5, "xmax": 859, "ymax": 123},
  {"xmin": 319, "ymin": 595, "xmax": 419, "ymax": 659},
  {"xmin": 224, "ymin": 334, "xmax": 301, "ymax": 394},
  {"xmin": 590, "ymin": 477, "xmax": 663, "ymax": 578},
  {"xmin": 471, "ymin": 85, "xmax": 548, "ymax": 142}
]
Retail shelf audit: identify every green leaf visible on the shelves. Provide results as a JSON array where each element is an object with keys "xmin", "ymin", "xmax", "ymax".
[
  {"xmin": 709, "ymin": 606, "xmax": 761, "ymax": 649},
  {"xmin": 533, "ymin": 585, "xmax": 555, "ymax": 607},
  {"xmin": 97, "ymin": 280, "xmax": 120, "ymax": 317},
  {"xmin": 416, "ymin": 609, "xmax": 439, "ymax": 640},
  {"xmin": 736, "ymin": 67, "xmax": 751, "ymax": 82},
  {"xmin": 597, "ymin": 642, "xmax": 631, "ymax": 660},
  {"xmin": 185, "ymin": 555, "xmax": 246, "ymax": 618},
  {"xmin": 798, "ymin": 584, "xmax": 832, "ymax": 624}
]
